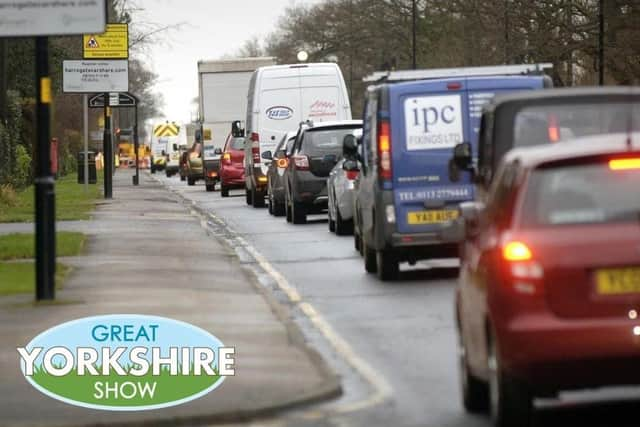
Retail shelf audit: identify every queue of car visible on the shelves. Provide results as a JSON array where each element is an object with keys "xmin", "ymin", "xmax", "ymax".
[{"xmin": 170, "ymin": 61, "xmax": 640, "ymax": 427}]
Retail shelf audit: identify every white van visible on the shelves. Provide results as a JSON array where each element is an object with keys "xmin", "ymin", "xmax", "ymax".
[{"xmin": 243, "ymin": 63, "xmax": 352, "ymax": 207}]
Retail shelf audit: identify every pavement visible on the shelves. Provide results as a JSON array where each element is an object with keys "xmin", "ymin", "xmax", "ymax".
[{"xmin": 0, "ymin": 169, "xmax": 340, "ymax": 427}]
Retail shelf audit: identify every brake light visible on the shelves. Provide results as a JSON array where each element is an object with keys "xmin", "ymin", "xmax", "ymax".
[
  {"xmin": 503, "ymin": 241, "xmax": 532, "ymax": 261},
  {"xmin": 346, "ymin": 170, "xmax": 359, "ymax": 180},
  {"xmin": 609, "ymin": 158, "xmax": 640, "ymax": 171},
  {"xmin": 447, "ymin": 82, "xmax": 462, "ymax": 90},
  {"xmin": 250, "ymin": 132, "xmax": 259, "ymax": 142},
  {"xmin": 378, "ymin": 120, "xmax": 392, "ymax": 181},
  {"xmin": 548, "ymin": 115, "xmax": 560, "ymax": 142},
  {"xmin": 277, "ymin": 158, "xmax": 289, "ymax": 168},
  {"xmin": 293, "ymin": 155, "xmax": 309, "ymax": 171},
  {"xmin": 222, "ymin": 152, "xmax": 231, "ymax": 165}
]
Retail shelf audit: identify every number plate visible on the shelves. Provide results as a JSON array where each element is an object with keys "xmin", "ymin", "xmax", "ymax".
[
  {"xmin": 407, "ymin": 209, "xmax": 459, "ymax": 225},
  {"xmin": 595, "ymin": 268, "xmax": 640, "ymax": 295}
]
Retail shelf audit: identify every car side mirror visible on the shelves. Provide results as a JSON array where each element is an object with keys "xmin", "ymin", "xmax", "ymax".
[
  {"xmin": 262, "ymin": 150, "xmax": 273, "ymax": 160},
  {"xmin": 161, "ymin": 150, "xmax": 166, "ymax": 156},
  {"xmin": 343, "ymin": 159, "xmax": 359, "ymax": 172},
  {"xmin": 459, "ymin": 201, "xmax": 485, "ymax": 237},
  {"xmin": 453, "ymin": 142, "xmax": 473, "ymax": 170},
  {"xmin": 173, "ymin": 144, "xmax": 179, "ymax": 151},
  {"xmin": 214, "ymin": 148, "xmax": 223, "ymax": 155},
  {"xmin": 343, "ymin": 134, "xmax": 358, "ymax": 159},
  {"xmin": 231, "ymin": 120, "xmax": 245, "ymax": 138}
]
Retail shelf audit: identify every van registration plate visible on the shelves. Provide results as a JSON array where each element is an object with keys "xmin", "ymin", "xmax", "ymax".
[
  {"xmin": 595, "ymin": 268, "xmax": 640, "ymax": 295},
  {"xmin": 407, "ymin": 210, "xmax": 458, "ymax": 225}
]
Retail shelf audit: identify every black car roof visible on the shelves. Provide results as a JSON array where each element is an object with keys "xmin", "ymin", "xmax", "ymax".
[
  {"xmin": 503, "ymin": 132, "xmax": 640, "ymax": 170},
  {"xmin": 487, "ymin": 86, "xmax": 640, "ymax": 113}
]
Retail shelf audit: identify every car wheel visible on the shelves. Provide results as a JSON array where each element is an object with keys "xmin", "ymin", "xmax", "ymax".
[
  {"xmin": 252, "ymin": 188, "xmax": 265, "ymax": 208},
  {"xmin": 206, "ymin": 183, "xmax": 215, "ymax": 192},
  {"xmin": 376, "ymin": 249, "xmax": 399, "ymax": 281},
  {"xmin": 273, "ymin": 200, "xmax": 286, "ymax": 217},
  {"xmin": 268, "ymin": 195, "xmax": 274, "ymax": 215},
  {"xmin": 458, "ymin": 323, "xmax": 489, "ymax": 413},
  {"xmin": 180, "ymin": 175, "xmax": 186, "ymax": 181},
  {"xmin": 363, "ymin": 238, "xmax": 377, "ymax": 273},
  {"xmin": 187, "ymin": 177, "xmax": 195, "ymax": 186},
  {"xmin": 328, "ymin": 216, "xmax": 336, "ymax": 232},
  {"xmin": 221, "ymin": 184, "xmax": 229, "ymax": 197},
  {"xmin": 292, "ymin": 200, "xmax": 307, "ymax": 224},
  {"xmin": 335, "ymin": 209, "xmax": 354, "ymax": 236},
  {"xmin": 488, "ymin": 333, "xmax": 532, "ymax": 427},
  {"xmin": 150, "ymin": 165, "xmax": 156, "ymax": 174},
  {"xmin": 354, "ymin": 232, "xmax": 361, "ymax": 253},
  {"xmin": 245, "ymin": 187, "xmax": 252, "ymax": 205}
]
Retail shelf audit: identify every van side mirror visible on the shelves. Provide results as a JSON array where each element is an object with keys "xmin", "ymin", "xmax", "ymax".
[
  {"xmin": 214, "ymin": 148, "xmax": 223, "ymax": 155},
  {"xmin": 231, "ymin": 120, "xmax": 245, "ymax": 138},
  {"xmin": 343, "ymin": 134, "xmax": 358, "ymax": 159},
  {"xmin": 173, "ymin": 144, "xmax": 179, "ymax": 151},
  {"xmin": 262, "ymin": 150, "xmax": 273, "ymax": 160},
  {"xmin": 453, "ymin": 142, "xmax": 473, "ymax": 170},
  {"xmin": 459, "ymin": 201, "xmax": 485, "ymax": 238}
]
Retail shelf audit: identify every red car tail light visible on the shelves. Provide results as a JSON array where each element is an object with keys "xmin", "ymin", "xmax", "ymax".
[
  {"xmin": 548, "ymin": 115, "xmax": 560, "ymax": 142},
  {"xmin": 377, "ymin": 120, "xmax": 392, "ymax": 181},
  {"xmin": 609, "ymin": 157, "xmax": 640, "ymax": 171},
  {"xmin": 503, "ymin": 241, "xmax": 532, "ymax": 261},
  {"xmin": 277, "ymin": 158, "xmax": 289, "ymax": 169},
  {"xmin": 346, "ymin": 170, "xmax": 359, "ymax": 180},
  {"xmin": 502, "ymin": 241, "xmax": 544, "ymax": 296},
  {"xmin": 293, "ymin": 155, "xmax": 309, "ymax": 171}
]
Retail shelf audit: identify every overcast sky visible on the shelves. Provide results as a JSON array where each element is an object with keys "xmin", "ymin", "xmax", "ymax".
[{"xmin": 133, "ymin": 0, "xmax": 321, "ymax": 123}]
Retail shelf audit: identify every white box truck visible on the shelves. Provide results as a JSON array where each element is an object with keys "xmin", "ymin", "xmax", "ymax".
[{"xmin": 197, "ymin": 57, "xmax": 277, "ymax": 190}]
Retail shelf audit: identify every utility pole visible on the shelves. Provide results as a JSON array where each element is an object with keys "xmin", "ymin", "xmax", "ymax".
[
  {"xmin": 411, "ymin": 0, "xmax": 417, "ymax": 69},
  {"xmin": 0, "ymin": 39, "xmax": 7, "ymax": 121},
  {"xmin": 598, "ymin": 0, "xmax": 605, "ymax": 85},
  {"xmin": 103, "ymin": 95, "xmax": 113, "ymax": 198},
  {"xmin": 34, "ymin": 36, "xmax": 56, "ymax": 301}
]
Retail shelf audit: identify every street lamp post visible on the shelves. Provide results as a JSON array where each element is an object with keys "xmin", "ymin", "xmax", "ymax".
[
  {"xmin": 598, "ymin": 0, "xmax": 605, "ymax": 85},
  {"xmin": 411, "ymin": 0, "xmax": 417, "ymax": 69}
]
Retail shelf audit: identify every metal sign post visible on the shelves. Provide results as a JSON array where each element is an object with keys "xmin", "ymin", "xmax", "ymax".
[
  {"xmin": 104, "ymin": 98, "xmax": 113, "ymax": 199},
  {"xmin": 34, "ymin": 37, "xmax": 55, "ymax": 300},
  {"xmin": 83, "ymin": 94, "xmax": 89, "ymax": 192},
  {"xmin": 88, "ymin": 92, "xmax": 140, "ymax": 186}
]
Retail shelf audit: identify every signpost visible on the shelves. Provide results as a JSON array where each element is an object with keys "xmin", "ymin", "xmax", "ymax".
[
  {"xmin": 62, "ymin": 60, "xmax": 129, "ymax": 93},
  {"xmin": 83, "ymin": 23, "xmax": 128, "ymax": 59},
  {"xmin": 88, "ymin": 93, "xmax": 140, "ymax": 186},
  {"xmin": 0, "ymin": 0, "xmax": 107, "ymax": 301}
]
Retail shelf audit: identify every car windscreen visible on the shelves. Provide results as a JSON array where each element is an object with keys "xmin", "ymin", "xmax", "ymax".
[
  {"xmin": 521, "ymin": 158, "xmax": 640, "ymax": 227},
  {"xmin": 203, "ymin": 145, "xmax": 217, "ymax": 159},
  {"xmin": 301, "ymin": 127, "xmax": 362, "ymax": 157},
  {"xmin": 513, "ymin": 102, "xmax": 640, "ymax": 148}
]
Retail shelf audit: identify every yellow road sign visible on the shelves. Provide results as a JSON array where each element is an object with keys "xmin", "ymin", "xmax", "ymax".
[
  {"xmin": 153, "ymin": 123, "xmax": 180, "ymax": 137},
  {"xmin": 83, "ymin": 24, "xmax": 128, "ymax": 59}
]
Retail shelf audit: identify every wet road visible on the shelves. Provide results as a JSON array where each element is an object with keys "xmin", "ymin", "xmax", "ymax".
[{"xmin": 156, "ymin": 174, "xmax": 640, "ymax": 427}]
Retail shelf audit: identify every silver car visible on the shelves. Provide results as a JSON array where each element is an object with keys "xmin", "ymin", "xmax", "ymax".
[{"xmin": 327, "ymin": 130, "xmax": 362, "ymax": 235}]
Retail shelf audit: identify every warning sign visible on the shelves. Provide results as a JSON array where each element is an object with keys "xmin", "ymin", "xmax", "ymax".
[
  {"xmin": 154, "ymin": 123, "xmax": 181, "ymax": 138},
  {"xmin": 83, "ymin": 24, "xmax": 128, "ymax": 59}
]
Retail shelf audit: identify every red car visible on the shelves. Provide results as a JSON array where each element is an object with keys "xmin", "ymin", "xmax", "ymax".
[
  {"xmin": 219, "ymin": 133, "xmax": 246, "ymax": 197},
  {"xmin": 456, "ymin": 134, "xmax": 640, "ymax": 427}
]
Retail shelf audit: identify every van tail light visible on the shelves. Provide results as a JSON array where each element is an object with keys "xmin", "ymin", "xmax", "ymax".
[
  {"xmin": 222, "ymin": 152, "xmax": 231, "ymax": 165},
  {"xmin": 250, "ymin": 132, "xmax": 261, "ymax": 165},
  {"xmin": 502, "ymin": 240, "xmax": 544, "ymax": 296},
  {"xmin": 377, "ymin": 120, "xmax": 392, "ymax": 182},
  {"xmin": 346, "ymin": 169, "xmax": 359, "ymax": 180},
  {"xmin": 277, "ymin": 158, "xmax": 289, "ymax": 169},
  {"xmin": 293, "ymin": 155, "xmax": 309, "ymax": 171},
  {"xmin": 250, "ymin": 132, "xmax": 259, "ymax": 142}
]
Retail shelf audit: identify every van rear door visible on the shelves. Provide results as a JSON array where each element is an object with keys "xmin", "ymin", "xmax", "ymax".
[
  {"xmin": 299, "ymin": 65, "xmax": 350, "ymax": 122},
  {"xmin": 391, "ymin": 76, "xmax": 544, "ymax": 235}
]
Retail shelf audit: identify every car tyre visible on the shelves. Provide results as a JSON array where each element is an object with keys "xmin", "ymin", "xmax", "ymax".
[
  {"xmin": 488, "ymin": 333, "xmax": 532, "ymax": 427},
  {"xmin": 292, "ymin": 200, "xmax": 307, "ymax": 224},
  {"xmin": 206, "ymin": 183, "xmax": 215, "ymax": 192},
  {"xmin": 458, "ymin": 325, "xmax": 489, "ymax": 413},
  {"xmin": 252, "ymin": 188, "xmax": 265, "ymax": 208},
  {"xmin": 354, "ymin": 232, "xmax": 361, "ymax": 253},
  {"xmin": 335, "ymin": 210, "xmax": 354, "ymax": 236},
  {"xmin": 180, "ymin": 175, "xmax": 186, "ymax": 182},
  {"xmin": 221, "ymin": 184, "xmax": 229, "ymax": 197},
  {"xmin": 376, "ymin": 249, "xmax": 399, "ymax": 281},
  {"xmin": 245, "ymin": 187, "xmax": 252, "ymax": 205},
  {"xmin": 187, "ymin": 177, "xmax": 195, "ymax": 186},
  {"xmin": 363, "ymin": 239, "xmax": 377, "ymax": 273},
  {"xmin": 328, "ymin": 216, "xmax": 336, "ymax": 232},
  {"xmin": 273, "ymin": 200, "xmax": 286, "ymax": 217}
]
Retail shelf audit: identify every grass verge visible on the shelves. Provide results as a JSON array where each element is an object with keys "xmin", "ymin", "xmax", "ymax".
[
  {"xmin": 0, "ymin": 174, "xmax": 102, "ymax": 223},
  {"xmin": 0, "ymin": 232, "xmax": 86, "ymax": 260},
  {"xmin": 0, "ymin": 263, "xmax": 70, "ymax": 296}
]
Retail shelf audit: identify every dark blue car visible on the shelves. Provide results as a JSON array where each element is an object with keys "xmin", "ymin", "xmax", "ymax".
[{"xmin": 352, "ymin": 65, "xmax": 552, "ymax": 280}]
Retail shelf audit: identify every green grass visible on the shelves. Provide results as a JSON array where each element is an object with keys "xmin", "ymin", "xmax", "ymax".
[
  {"xmin": 30, "ymin": 365, "xmax": 221, "ymax": 407},
  {"xmin": 0, "ymin": 174, "xmax": 102, "ymax": 223},
  {"xmin": 0, "ymin": 232, "xmax": 86, "ymax": 261},
  {"xmin": 0, "ymin": 262, "xmax": 70, "ymax": 296}
]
